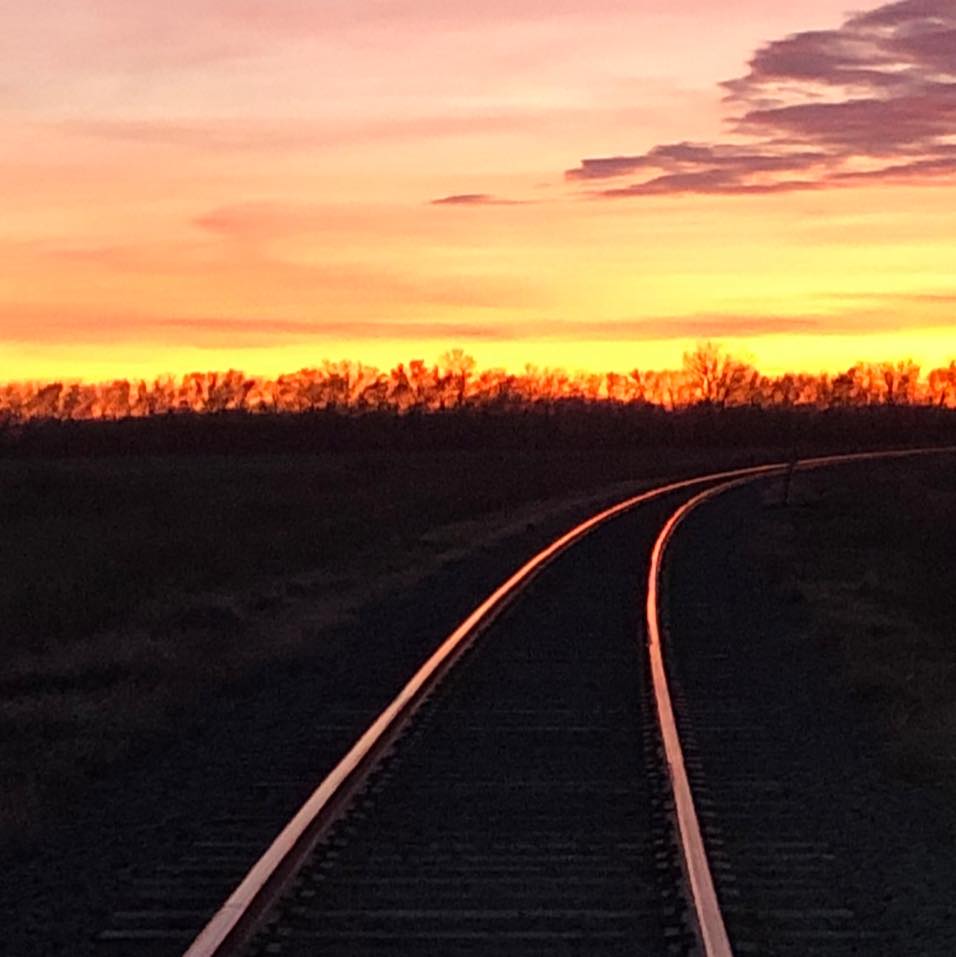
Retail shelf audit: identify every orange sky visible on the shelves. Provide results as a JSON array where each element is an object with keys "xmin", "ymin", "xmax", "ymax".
[{"xmin": 2, "ymin": 0, "xmax": 955, "ymax": 381}]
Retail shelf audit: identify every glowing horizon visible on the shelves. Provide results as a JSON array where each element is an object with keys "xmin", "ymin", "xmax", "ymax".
[{"xmin": 2, "ymin": 0, "xmax": 955, "ymax": 380}]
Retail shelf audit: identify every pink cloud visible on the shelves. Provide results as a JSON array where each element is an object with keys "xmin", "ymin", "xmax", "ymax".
[
  {"xmin": 193, "ymin": 203, "xmax": 326, "ymax": 238},
  {"xmin": 33, "ymin": 232, "xmax": 541, "ymax": 311}
]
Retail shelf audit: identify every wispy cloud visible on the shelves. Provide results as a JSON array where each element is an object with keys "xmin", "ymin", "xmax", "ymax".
[
  {"xmin": 193, "ymin": 203, "xmax": 328, "ymax": 238},
  {"xmin": 7, "ymin": 304, "xmax": 951, "ymax": 350},
  {"xmin": 430, "ymin": 193, "xmax": 528, "ymax": 206},
  {"xmin": 567, "ymin": 0, "xmax": 956, "ymax": 197},
  {"xmin": 192, "ymin": 201, "xmax": 455, "ymax": 244},
  {"xmin": 55, "ymin": 110, "xmax": 548, "ymax": 157},
  {"xmin": 825, "ymin": 290, "xmax": 956, "ymax": 306},
  {"xmin": 0, "ymin": 314, "xmax": 518, "ymax": 348}
]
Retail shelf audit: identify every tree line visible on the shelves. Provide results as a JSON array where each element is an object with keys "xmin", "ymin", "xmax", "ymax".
[{"xmin": 3, "ymin": 344, "xmax": 956, "ymax": 425}]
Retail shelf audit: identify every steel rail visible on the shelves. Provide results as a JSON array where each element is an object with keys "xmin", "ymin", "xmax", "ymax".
[
  {"xmin": 643, "ymin": 444, "xmax": 956, "ymax": 957},
  {"xmin": 646, "ymin": 477, "xmax": 755, "ymax": 957},
  {"xmin": 181, "ymin": 461, "xmax": 787, "ymax": 957},
  {"xmin": 183, "ymin": 446, "xmax": 954, "ymax": 957}
]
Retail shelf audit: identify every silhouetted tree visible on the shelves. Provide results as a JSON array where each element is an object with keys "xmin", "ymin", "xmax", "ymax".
[
  {"xmin": 928, "ymin": 362, "xmax": 956, "ymax": 408},
  {"xmin": 440, "ymin": 349, "xmax": 476, "ymax": 407},
  {"xmin": 682, "ymin": 342, "xmax": 755, "ymax": 408},
  {"xmin": 2, "ymin": 345, "xmax": 955, "ymax": 427}
]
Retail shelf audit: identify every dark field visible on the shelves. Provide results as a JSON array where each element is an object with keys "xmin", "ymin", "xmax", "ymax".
[
  {"xmin": 2, "ymin": 445, "xmax": 783, "ymax": 843},
  {"xmin": 754, "ymin": 455, "xmax": 956, "ymax": 787},
  {"xmin": 3, "ymin": 443, "xmax": 955, "ymax": 955},
  {"xmin": 1, "ymin": 447, "xmax": 786, "ymax": 654},
  {"xmin": 663, "ymin": 453, "xmax": 956, "ymax": 952}
]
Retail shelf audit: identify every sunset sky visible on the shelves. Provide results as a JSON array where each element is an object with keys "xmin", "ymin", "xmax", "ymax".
[{"xmin": 2, "ymin": 0, "xmax": 955, "ymax": 381}]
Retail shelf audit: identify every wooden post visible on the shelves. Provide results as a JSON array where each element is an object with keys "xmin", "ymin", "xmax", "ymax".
[{"xmin": 783, "ymin": 444, "xmax": 797, "ymax": 506}]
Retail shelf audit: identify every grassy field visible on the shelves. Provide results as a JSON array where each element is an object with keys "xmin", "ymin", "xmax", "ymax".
[
  {"xmin": 0, "ymin": 447, "xmax": 785, "ymax": 653},
  {"xmin": 753, "ymin": 455, "xmax": 956, "ymax": 786},
  {"xmin": 2, "ymin": 445, "xmax": 784, "ymax": 842}
]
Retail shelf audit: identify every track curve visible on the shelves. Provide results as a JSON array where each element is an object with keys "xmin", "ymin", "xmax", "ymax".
[
  {"xmin": 180, "ymin": 464, "xmax": 786, "ymax": 957},
  {"xmin": 92, "ymin": 448, "xmax": 953, "ymax": 957}
]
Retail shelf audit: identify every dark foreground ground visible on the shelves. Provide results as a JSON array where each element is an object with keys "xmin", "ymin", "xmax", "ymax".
[
  {"xmin": 111, "ymin": 489, "xmax": 692, "ymax": 957},
  {"xmin": 1, "ymin": 445, "xmax": 779, "ymax": 956},
  {"xmin": 3, "ymin": 447, "xmax": 954, "ymax": 955},
  {"xmin": 1, "ymin": 446, "xmax": 775, "ymax": 846},
  {"xmin": 666, "ymin": 454, "xmax": 956, "ymax": 953}
]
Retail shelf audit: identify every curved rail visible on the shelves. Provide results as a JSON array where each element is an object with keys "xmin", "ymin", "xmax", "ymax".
[
  {"xmin": 182, "ymin": 462, "xmax": 785, "ymax": 957},
  {"xmin": 183, "ymin": 446, "xmax": 954, "ymax": 957},
  {"xmin": 643, "ymin": 445, "xmax": 955, "ymax": 956},
  {"xmin": 646, "ymin": 478, "xmax": 754, "ymax": 957}
]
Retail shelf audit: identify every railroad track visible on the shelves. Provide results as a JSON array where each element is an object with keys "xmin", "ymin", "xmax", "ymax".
[{"xmin": 94, "ymin": 449, "xmax": 951, "ymax": 957}]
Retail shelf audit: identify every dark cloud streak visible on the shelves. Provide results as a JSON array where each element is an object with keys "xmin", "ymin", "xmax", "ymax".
[
  {"xmin": 566, "ymin": 0, "xmax": 956, "ymax": 198},
  {"xmin": 430, "ymin": 193, "xmax": 527, "ymax": 206}
]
